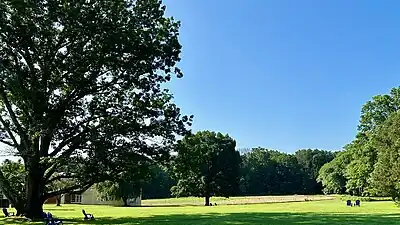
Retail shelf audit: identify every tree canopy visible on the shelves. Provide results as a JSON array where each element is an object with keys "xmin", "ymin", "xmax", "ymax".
[
  {"xmin": 238, "ymin": 148, "xmax": 333, "ymax": 196},
  {"xmin": 96, "ymin": 177, "xmax": 142, "ymax": 207},
  {"xmin": 317, "ymin": 151, "xmax": 350, "ymax": 194},
  {"xmin": 171, "ymin": 131, "xmax": 241, "ymax": 206},
  {"xmin": 0, "ymin": 159, "xmax": 25, "ymax": 199},
  {"xmin": 141, "ymin": 165, "xmax": 176, "ymax": 199},
  {"xmin": 96, "ymin": 160, "xmax": 152, "ymax": 206},
  {"xmin": 0, "ymin": 0, "xmax": 191, "ymax": 218},
  {"xmin": 317, "ymin": 86, "xmax": 400, "ymax": 201},
  {"xmin": 369, "ymin": 111, "xmax": 400, "ymax": 201}
]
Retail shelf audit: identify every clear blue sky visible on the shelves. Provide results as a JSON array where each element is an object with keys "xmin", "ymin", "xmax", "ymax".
[{"xmin": 163, "ymin": 0, "xmax": 400, "ymax": 153}]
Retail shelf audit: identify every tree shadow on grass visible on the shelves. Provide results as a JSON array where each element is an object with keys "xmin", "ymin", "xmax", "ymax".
[{"xmin": 62, "ymin": 212, "xmax": 400, "ymax": 225}]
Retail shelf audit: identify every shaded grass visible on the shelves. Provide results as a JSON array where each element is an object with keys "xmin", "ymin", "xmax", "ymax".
[
  {"xmin": 64, "ymin": 213, "xmax": 400, "ymax": 225},
  {"xmin": 1, "ymin": 199, "xmax": 400, "ymax": 224}
]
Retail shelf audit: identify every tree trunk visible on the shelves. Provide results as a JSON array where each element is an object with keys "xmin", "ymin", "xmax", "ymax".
[
  {"xmin": 204, "ymin": 177, "xmax": 211, "ymax": 206},
  {"xmin": 14, "ymin": 199, "xmax": 26, "ymax": 216},
  {"xmin": 24, "ymin": 169, "xmax": 45, "ymax": 219},
  {"xmin": 56, "ymin": 195, "xmax": 61, "ymax": 206},
  {"xmin": 204, "ymin": 196, "xmax": 210, "ymax": 206},
  {"xmin": 122, "ymin": 197, "xmax": 128, "ymax": 207}
]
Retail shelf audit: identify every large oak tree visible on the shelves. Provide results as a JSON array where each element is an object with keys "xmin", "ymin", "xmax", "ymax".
[{"xmin": 0, "ymin": 0, "xmax": 192, "ymax": 219}]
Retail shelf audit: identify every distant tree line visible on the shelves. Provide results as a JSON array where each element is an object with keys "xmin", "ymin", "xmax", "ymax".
[
  {"xmin": 137, "ymin": 141, "xmax": 335, "ymax": 202},
  {"xmin": 92, "ymin": 87, "xmax": 400, "ymax": 206},
  {"xmin": 142, "ymin": 86, "xmax": 400, "ymax": 205}
]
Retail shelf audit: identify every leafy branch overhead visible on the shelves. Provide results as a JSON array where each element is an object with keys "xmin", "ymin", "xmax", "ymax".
[{"xmin": 0, "ymin": 0, "xmax": 192, "ymax": 218}]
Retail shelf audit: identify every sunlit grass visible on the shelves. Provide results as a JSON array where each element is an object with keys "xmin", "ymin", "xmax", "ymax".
[
  {"xmin": 141, "ymin": 195, "xmax": 332, "ymax": 206},
  {"xmin": 1, "ymin": 197, "xmax": 399, "ymax": 224}
]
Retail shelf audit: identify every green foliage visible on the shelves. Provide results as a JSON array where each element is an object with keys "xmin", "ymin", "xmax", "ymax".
[
  {"xmin": 295, "ymin": 149, "xmax": 335, "ymax": 193},
  {"xmin": 142, "ymin": 165, "xmax": 176, "ymax": 199},
  {"xmin": 171, "ymin": 131, "xmax": 241, "ymax": 205},
  {"xmin": 318, "ymin": 87, "xmax": 400, "ymax": 199},
  {"xmin": 0, "ymin": 159, "xmax": 25, "ymax": 197},
  {"xmin": 96, "ymin": 161, "xmax": 153, "ymax": 205},
  {"xmin": 317, "ymin": 151, "xmax": 350, "ymax": 194},
  {"xmin": 358, "ymin": 87, "xmax": 400, "ymax": 133},
  {"xmin": 343, "ymin": 135, "xmax": 377, "ymax": 196},
  {"xmin": 0, "ymin": 0, "xmax": 192, "ymax": 218},
  {"xmin": 240, "ymin": 148, "xmax": 302, "ymax": 195},
  {"xmin": 344, "ymin": 87, "xmax": 400, "ymax": 196},
  {"xmin": 95, "ymin": 179, "xmax": 141, "ymax": 205},
  {"xmin": 369, "ymin": 111, "xmax": 400, "ymax": 201},
  {"xmin": 239, "ymin": 148, "xmax": 333, "ymax": 196}
]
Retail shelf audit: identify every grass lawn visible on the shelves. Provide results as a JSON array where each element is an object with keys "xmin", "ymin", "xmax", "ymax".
[
  {"xmin": 1, "ymin": 197, "xmax": 400, "ymax": 224},
  {"xmin": 142, "ymin": 195, "xmax": 333, "ymax": 206}
]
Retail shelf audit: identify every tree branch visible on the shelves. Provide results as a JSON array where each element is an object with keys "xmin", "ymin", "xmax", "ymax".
[
  {"xmin": 49, "ymin": 132, "xmax": 85, "ymax": 157},
  {"xmin": 0, "ymin": 33, "xmax": 32, "ymax": 72},
  {"xmin": 0, "ymin": 48, "xmax": 35, "ymax": 126},
  {"xmin": 0, "ymin": 86, "xmax": 30, "ymax": 152},
  {"xmin": 49, "ymin": 121, "xmax": 103, "ymax": 157},
  {"xmin": 42, "ymin": 69, "xmax": 112, "ymax": 148},
  {"xmin": 0, "ymin": 138, "xmax": 16, "ymax": 147},
  {"xmin": 43, "ymin": 163, "xmax": 59, "ymax": 183},
  {"xmin": 44, "ymin": 182, "xmax": 93, "ymax": 199},
  {"xmin": 0, "ymin": 115, "xmax": 19, "ymax": 150},
  {"xmin": 46, "ymin": 174, "xmax": 79, "ymax": 184},
  {"xmin": 49, "ymin": 69, "xmax": 109, "ymax": 122},
  {"xmin": 44, "ymin": 139, "xmax": 84, "ymax": 181}
]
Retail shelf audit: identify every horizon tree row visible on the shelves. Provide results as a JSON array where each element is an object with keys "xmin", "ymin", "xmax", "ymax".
[{"xmin": 102, "ymin": 136, "xmax": 336, "ymax": 203}]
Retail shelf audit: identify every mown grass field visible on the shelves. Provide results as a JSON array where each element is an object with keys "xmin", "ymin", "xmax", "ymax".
[
  {"xmin": 1, "ymin": 196, "xmax": 400, "ymax": 224},
  {"xmin": 141, "ymin": 195, "xmax": 333, "ymax": 206}
]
